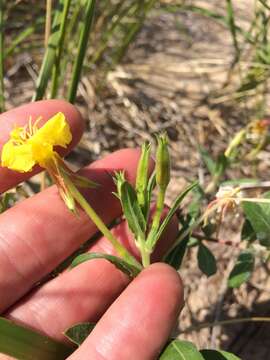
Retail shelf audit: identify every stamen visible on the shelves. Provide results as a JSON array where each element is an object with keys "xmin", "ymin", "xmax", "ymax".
[
  {"xmin": 32, "ymin": 116, "xmax": 43, "ymax": 134},
  {"xmin": 28, "ymin": 116, "xmax": 33, "ymax": 136}
]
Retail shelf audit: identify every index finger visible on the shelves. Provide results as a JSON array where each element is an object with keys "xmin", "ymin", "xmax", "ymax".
[{"xmin": 0, "ymin": 100, "xmax": 85, "ymax": 193}]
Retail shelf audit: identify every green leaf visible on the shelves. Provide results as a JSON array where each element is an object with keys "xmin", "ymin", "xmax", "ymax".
[
  {"xmin": 50, "ymin": 0, "xmax": 72, "ymax": 98},
  {"xmin": 202, "ymin": 222, "xmax": 216, "ymax": 238},
  {"xmin": 228, "ymin": 250, "xmax": 254, "ymax": 288},
  {"xmin": 215, "ymin": 154, "xmax": 228, "ymax": 178},
  {"xmin": 188, "ymin": 184, "xmax": 205, "ymax": 220},
  {"xmin": 70, "ymin": 252, "xmax": 140, "ymax": 278},
  {"xmin": 160, "ymin": 339, "xmax": 204, "ymax": 360},
  {"xmin": 220, "ymin": 178, "xmax": 258, "ymax": 187},
  {"xmin": 198, "ymin": 146, "xmax": 216, "ymax": 176},
  {"xmin": 0, "ymin": 317, "xmax": 73, "ymax": 360},
  {"xmin": 197, "ymin": 243, "xmax": 217, "ymax": 277},
  {"xmin": 115, "ymin": 172, "xmax": 146, "ymax": 239},
  {"xmin": 242, "ymin": 193, "xmax": 270, "ymax": 247},
  {"xmin": 64, "ymin": 322, "xmax": 95, "ymax": 346},
  {"xmin": 164, "ymin": 214, "xmax": 195, "ymax": 269},
  {"xmin": 164, "ymin": 236, "xmax": 189, "ymax": 270},
  {"xmin": 68, "ymin": 0, "xmax": 96, "ymax": 103},
  {"xmin": 201, "ymin": 349, "xmax": 241, "ymax": 360},
  {"xmin": 156, "ymin": 182, "xmax": 198, "ymax": 242},
  {"xmin": 241, "ymin": 219, "xmax": 256, "ymax": 243}
]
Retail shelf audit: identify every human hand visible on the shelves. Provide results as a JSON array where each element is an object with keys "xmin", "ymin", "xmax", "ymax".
[{"xmin": 0, "ymin": 100, "xmax": 184, "ymax": 360}]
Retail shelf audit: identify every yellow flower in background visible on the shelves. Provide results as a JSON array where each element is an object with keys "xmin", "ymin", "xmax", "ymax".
[{"xmin": 1, "ymin": 112, "xmax": 72, "ymax": 172}]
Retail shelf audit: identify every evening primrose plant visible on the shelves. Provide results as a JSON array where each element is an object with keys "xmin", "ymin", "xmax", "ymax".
[
  {"xmin": 0, "ymin": 114, "xmax": 247, "ymax": 360},
  {"xmin": 0, "ymin": 114, "xmax": 195, "ymax": 277}
]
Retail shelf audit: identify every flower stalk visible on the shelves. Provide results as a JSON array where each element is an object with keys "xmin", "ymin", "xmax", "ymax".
[{"xmin": 63, "ymin": 175, "xmax": 142, "ymax": 270}]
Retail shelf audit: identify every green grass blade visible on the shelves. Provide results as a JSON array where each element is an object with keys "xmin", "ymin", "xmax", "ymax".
[
  {"xmin": 258, "ymin": 0, "xmax": 270, "ymax": 10},
  {"xmin": 91, "ymin": 2, "xmax": 136, "ymax": 65},
  {"xmin": 67, "ymin": 0, "xmax": 96, "ymax": 103},
  {"xmin": 0, "ymin": 317, "xmax": 73, "ymax": 360},
  {"xmin": 50, "ymin": 0, "xmax": 72, "ymax": 98},
  {"xmin": 32, "ymin": 0, "xmax": 68, "ymax": 101},
  {"xmin": 165, "ymin": 4, "xmax": 254, "ymax": 44},
  {"xmin": 0, "ymin": 0, "xmax": 5, "ymax": 112},
  {"xmin": 113, "ymin": 0, "xmax": 157, "ymax": 65},
  {"xmin": 5, "ymin": 19, "xmax": 43, "ymax": 58},
  {"xmin": 226, "ymin": 0, "xmax": 240, "ymax": 59}
]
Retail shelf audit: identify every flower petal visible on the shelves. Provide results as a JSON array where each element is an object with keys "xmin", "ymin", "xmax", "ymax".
[
  {"xmin": 29, "ymin": 139, "xmax": 54, "ymax": 167},
  {"xmin": 1, "ymin": 141, "xmax": 35, "ymax": 172},
  {"xmin": 33, "ymin": 112, "xmax": 72, "ymax": 148}
]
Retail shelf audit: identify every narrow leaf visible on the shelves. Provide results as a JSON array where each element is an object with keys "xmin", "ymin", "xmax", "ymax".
[
  {"xmin": 160, "ymin": 339, "xmax": 204, "ymax": 360},
  {"xmin": 70, "ymin": 252, "xmax": 140, "ymax": 278},
  {"xmin": 64, "ymin": 322, "xmax": 95, "ymax": 346},
  {"xmin": 198, "ymin": 146, "xmax": 216, "ymax": 176},
  {"xmin": 116, "ymin": 173, "xmax": 146, "ymax": 239},
  {"xmin": 201, "ymin": 349, "xmax": 241, "ymax": 360},
  {"xmin": 0, "ymin": 317, "xmax": 73, "ymax": 360},
  {"xmin": 228, "ymin": 250, "xmax": 254, "ymax": 288},
  {"xmin": 155, "ymin": 182, "xmax": 198, "ymax": 243},
  {"xmin": 197, "ymin": 243, "xmax": 217, "ymax": 277}
]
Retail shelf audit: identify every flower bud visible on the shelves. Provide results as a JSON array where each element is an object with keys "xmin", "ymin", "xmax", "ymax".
[
  {"xmin": 156, "ymin": 133, "xmax": 170, "ymax": 191},
  {"xmin": 136, "ymin": 142, "xmax": 151, "ymax": 208},
  {"xmin": 224, "ymin": 129, "xmax": 246, "ymax": 158}
]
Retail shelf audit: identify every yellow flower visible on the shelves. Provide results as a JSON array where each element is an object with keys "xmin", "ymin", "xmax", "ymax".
[
  {"xmin": 0, "ymin": 111, "xmax": 98, "ymax": 212},
  {"xmin": 1, "ymin": 112, "xmax": 72, "ymax": 172}
]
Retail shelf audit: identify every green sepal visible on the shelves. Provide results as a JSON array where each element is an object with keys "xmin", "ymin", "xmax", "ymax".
[{"xmin": 136, "ymin": 141, "xmax": 151, "ymax": 215}]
